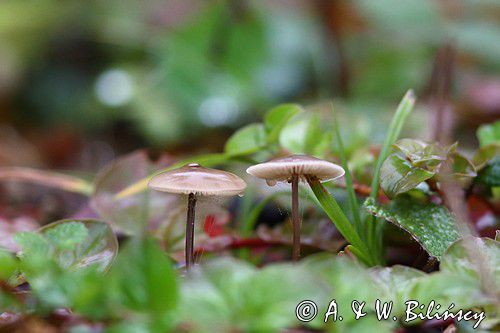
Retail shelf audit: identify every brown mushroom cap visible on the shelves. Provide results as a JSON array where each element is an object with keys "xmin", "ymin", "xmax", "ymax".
[
  {"xmin": 148, "ymin": 163, "xmax": 247, "ymax": 196},
  {"xmin": 246, "ymin": 155, "xmax": 344, "ymax": 184}
]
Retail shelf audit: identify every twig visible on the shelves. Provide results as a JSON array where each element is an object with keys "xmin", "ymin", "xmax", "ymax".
[
  {"xmin": 426, "ymin": 42, "xmax": 456, "ymax": 144},
  {"xmin": 0, "ymin": 167, "xmax": 93, "ymax": 195}
]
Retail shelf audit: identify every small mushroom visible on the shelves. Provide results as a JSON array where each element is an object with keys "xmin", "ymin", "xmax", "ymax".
[
  {"xmin": 149, "ymin": 163, "xmax": 246, "ymax": 270},
  {"xmin": 247, "ymin": 155, "xmax": 344, "ymax": 261}
]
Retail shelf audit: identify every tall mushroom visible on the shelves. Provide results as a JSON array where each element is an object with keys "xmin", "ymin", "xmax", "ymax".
[
  {"xmin": 247, "ymin": 155, "xmax": 344, "ymax": 261},
  {"xmin": 148, "ymin": 163, "xmax": 246, "ymax": 270}
]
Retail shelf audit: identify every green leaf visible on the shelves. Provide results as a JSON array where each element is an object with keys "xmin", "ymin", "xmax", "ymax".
[
  {"xmin": 19, "ymin": 231, "xmax": 117, "ymax": 315},
  {"xmin": 0, "ymin": 249, "xmax": 17, "ymax": 280},
  {"xmin": 44, "ymin": 221, "xmax": 88, "ymax": 250},
  {"xmin": 380, "ymin": 153, "xmax": 435, "ymax": 198},
  {"xmin": 477, "ymin": 157, "xmax": 500, "ymax": 187},
  {"xmin": 112, "ymin": 238, "xmax": 178, "ymax": 317},
  {"xmin": 264, "ymin": 104, "xmax": 302, "ymax": 143},
  {"xmin": 441, "ymin": 236, "xmax": 499, "ymax": 282},
  {"xmin": 39, "ymin": 219, "xmax": 118, "ymax": 271},
  {"xmin": 408, "ymin": 272, "xmax": 491, "ymax": 318},
  {"xmin": 451, "ymin": 152, "xmax": 477, "ymax": 181},
  {"xmin": 477, "ymin": 121, "xmax": 500, "ymax": 147},
  {"xmin": 370, "ymin": 265, "xmax": 425, "ymax": 316},
  {"xmin": 223, "ymin": 10, "xmax": 268, "ymax": 81},
  {"xmin": 303, "ymin": 255, "xmax": 378, "ymax": 322},
  {"xmin": 279, "ymin": 113, "xmax": 324, "ymax": 155},
  {"xmin": 408, "ymin": 236, "xmax": 498, "ymax": 320},
  {"xmin": 393, "ymin": 138, "xmax": 428, "ymax": 156},
  {"xmin": 224, "ymin": 123, "xmax": 267, "ymax": 156},
  {"xmin": 381, "ymin": 139, "xmax": 476, "ymax": 196},
  {"xmin": 364, "ymin": 196, "xmax": 460, "ymax": 260},
  {"xmin": 304, "ymin": 115, "xmax": 323, "ymax": 154},
  {"xmin": 14, "ymin": 232, "xmax": 53, "ymax": 278},
  {"xmin": 346, "ymin": 315, "xmax": 394, "ymax": 333},
  {"xmin": 14, "ymin": 232, "xmax": 50, "ymax": 258},
  {"xmin": 473, "ymin": 144, "xmax": 500, "ymax": 170},
  {"xmin": 393, "ymin": 138, "xmax": 447, "ymax": 169},
  {"xmin": 241, "ymin": 265, "xmax": 321, "ymax": 331},
  {"xmin": 312, "ymin": 130, "xmax": 333, "ymax": 158},
  {"xmin": 65, "ymin": 269, "xmax": 114, "ymax": 320},
  {"xmin": 180, "ymin": 258, "xmax": 322, "ymax": 332}
]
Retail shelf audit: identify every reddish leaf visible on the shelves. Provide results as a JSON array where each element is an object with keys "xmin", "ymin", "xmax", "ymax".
[
  {"xmin": 467, "ymin": 195, "xmax": 499, "ymax": 238},
  {"xmin": 203, "ymin": 215, "xmax": 225, "ymax": 238}
]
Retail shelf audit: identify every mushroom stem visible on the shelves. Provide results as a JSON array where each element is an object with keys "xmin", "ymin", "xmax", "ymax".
[
  {"xmin": 185, "ymin": 192, "xmax": 197, "ymax": 270},
  {"xmin": 291, "ymin": 174, "xmax": 300, "ymax": 261}
]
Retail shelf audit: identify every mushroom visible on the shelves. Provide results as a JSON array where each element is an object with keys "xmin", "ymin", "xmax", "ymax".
[
  {"xmin": 246, "ymin": 155, "xmax": 344, "ymax": 261},
  {"xmin": 148, "ymin": 163, "xmax": 246, "ymax": 270}
]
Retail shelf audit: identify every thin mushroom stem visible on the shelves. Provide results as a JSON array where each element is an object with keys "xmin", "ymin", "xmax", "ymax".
[
  {"xmin": 186, "ymin": 192, "xmax": 197, "ymax": 270},
  {"xmin": 291, "ymin": 174, "xmax": 300, "ymax": 261}
]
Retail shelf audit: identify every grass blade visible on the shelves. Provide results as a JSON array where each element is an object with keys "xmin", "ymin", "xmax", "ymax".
[
  {"xmin": 367, "ymin": 90, "xmax": 416, "ymax": 258},
  {"xmin": 345, "ymin": 245, "xmax": 371, "ymax": 266},
  {"xmin": 307, "ymin": 176, "xmax": 373, "ymax": 265},
  {"xmin": 331, "ymin": 104, "xmax": 363, "ymax": 234},
  {"xmin": 370, "ymin": 90, "xmax": 416, "ymax": 202}
]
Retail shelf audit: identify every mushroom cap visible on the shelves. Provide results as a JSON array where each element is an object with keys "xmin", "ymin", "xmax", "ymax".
[
  {"xmin": 148, "ymin": 163, "xmax": 247, "ymax": 196},
  {"xmin": 246, "ymin": 155, "xmax": 344, "ymax": 184}
]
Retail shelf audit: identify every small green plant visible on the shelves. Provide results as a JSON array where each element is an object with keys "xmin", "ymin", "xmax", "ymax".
[{"xmin": 0, "ymin": 94, "xmax": 498, "ymax": 332}]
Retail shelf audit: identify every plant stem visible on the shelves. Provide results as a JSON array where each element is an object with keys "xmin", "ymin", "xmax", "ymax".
[
  {"xmin": 307, "ymin": 176, "xmax": 373, "ymax": 265},
  {"xmin": 331, "ymin": 107, "xmax": 362, "ymax": 233},
  {"xmin": 291, "ymin": 174, "xmax": 300, "ymax": 261},
  {"xmin": 186, "ymin": 193, "xmax": 197, "ymax": 270}
]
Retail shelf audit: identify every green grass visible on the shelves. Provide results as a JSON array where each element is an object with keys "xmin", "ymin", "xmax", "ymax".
[{"xmin": 367, "ymin": 90, "xmax": 416, "ymax": 262}]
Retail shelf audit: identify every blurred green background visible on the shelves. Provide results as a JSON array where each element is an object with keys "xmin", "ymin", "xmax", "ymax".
[{"xmin": 0, "ymin": 0, "xmax": 499, "ymax": 170}]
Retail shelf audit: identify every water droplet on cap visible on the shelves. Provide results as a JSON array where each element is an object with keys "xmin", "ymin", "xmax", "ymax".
[{"xmin": 266, "ymin": 179, "xmax": 277, "ymax": 187}]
